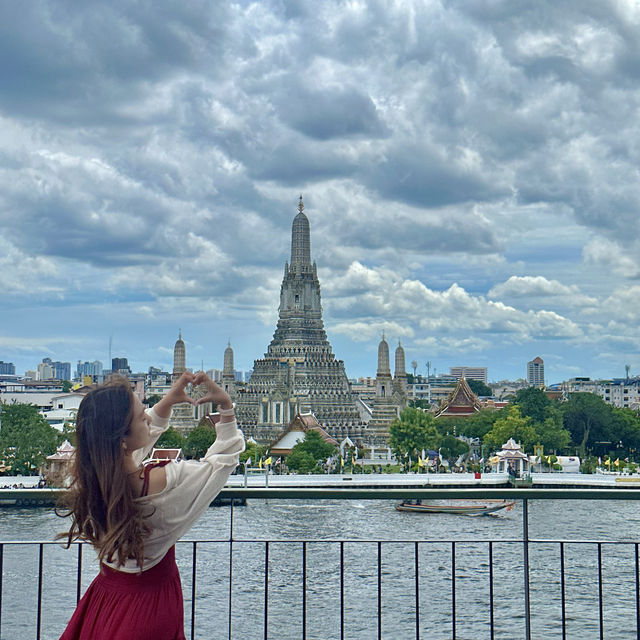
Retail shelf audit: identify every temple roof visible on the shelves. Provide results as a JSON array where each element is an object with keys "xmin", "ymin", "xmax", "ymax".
[
  {"xmin": 269, "ymin": 412, "xmax": 338, "ymax": 454},
  {"xmin": 433, "ymin": 377, "xmax": 483, "ymax": 418}
]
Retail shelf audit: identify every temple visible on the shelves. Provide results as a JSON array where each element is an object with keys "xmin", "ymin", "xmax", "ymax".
[
  {"xmin": 233, "ymin": 198, "xmax": 365, "ymax": 442},
  {"xmin": 433, "ymin": 377, "xmax": 482, "ymax": 419},
  {"xmin": 169, "ymin": 330, "xmax": 198, "ymax": 433},
  {"xmin": 366, "ymin": 335, "xmax": 408, "ymax": 443}
]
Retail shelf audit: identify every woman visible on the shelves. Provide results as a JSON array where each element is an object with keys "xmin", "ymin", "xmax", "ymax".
[{"xmin": 58, "ymin": 370, "xmax": 244, "ymax": 639}]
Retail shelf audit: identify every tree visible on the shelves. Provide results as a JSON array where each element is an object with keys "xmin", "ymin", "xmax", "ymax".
[
  {"xmin": 144, "ymin": 394, "xmax": 163, "ymax": 408},
  {"xmin": 535, "ymin": 417, "xmax": 571, "ymax": 453},
  {"xmin": 184, "ymin": 422, "xmax": 216, "ymax": 459},
  {"xmin": 439, "ymin": 434, "xmax": 470, "ymax": 465},
  {"xmin": 482, "ymin": 406, "xmax": 539, "ymax": 454},
  {"xmin": 286, "ymin": 449, "xmax": 318, "ymax": 473},
  {"xmin": 286, "ymin": 430, "xmax": 337, "ymax": 473},
  {"xmin": 439, "ymin": 409, "xmax": 503, "ymax": 440},
  {"xmin": 562, "ymin": 393, "xmax": 612, "ymax": 458},
  {"xmin": 514, "ymin": 387, "xmax": 552, "ymax": 424},
  {"xmin": 156, "ymin": 428, "xmax": 186, "ymax": 450},
  {"xmin": 467, "ymin": 379, "xmax": 493, "ymax": 397},
  {"xmin": 62, "ymin": 380, "xmax": 72, "ymax": 393},
  {"xmin": 0, "ymin": 404, "xmax": 60, "ymax": 475},
  {"xmin": 389, "ymin": 408, "xmax": 440, "ymax": 463},
  {"xmin": 240, "ymin": 441, "xmax": 268, "ymax": 465},
  {"xmin": 409, "ymin": 399, "xmax": 430, "ymax": 410}
]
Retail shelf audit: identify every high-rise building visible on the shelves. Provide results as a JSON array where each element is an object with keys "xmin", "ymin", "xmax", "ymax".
[
  {"xmin": 0, "ymin": 361, "xmax": 16, "ymax": 375},
  {"xmin": 111, "ymin": 357, "xmax": 130, "ymax": 375},
  {"xmin": 38, "ymin": 358, "xmax": 70, "ymax": 381},
  {"xmin": 233, "ymin": 197, "xmax": 363, "ymax": 442},
  {"xmin": 449, "ymin": 366, "xmax": 488, "ymax": 383},
  {"xmin": 76, "ymin": 360, "xmax": 103, "ymax": 379},
  {"xmin": 527, "ymin": 357, "xmax": 545, "ymax": 387}
]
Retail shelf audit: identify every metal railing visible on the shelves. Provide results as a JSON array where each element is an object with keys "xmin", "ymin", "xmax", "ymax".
[{"xmin": 2, "ymin": 487, "xmax": 640, "ymax": 640}]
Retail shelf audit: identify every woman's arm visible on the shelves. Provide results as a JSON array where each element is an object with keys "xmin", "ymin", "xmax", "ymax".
[{"xmin": 151, "ymin": 418, "xmax": 245, "ymax": 540}]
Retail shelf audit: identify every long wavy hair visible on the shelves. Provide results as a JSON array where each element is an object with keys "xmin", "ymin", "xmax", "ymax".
[{"xmin": 57, "ymin": 378, "xmax": 151, "ymax": 568}]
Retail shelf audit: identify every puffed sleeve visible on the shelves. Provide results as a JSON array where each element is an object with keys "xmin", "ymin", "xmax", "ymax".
[
  {"xmin": 149, "ymin": 420, "xmax": 245, "ymax": 543},
  {"xmin": 132, "ymin": 407, "xmax": 171, "ymax": 467}
]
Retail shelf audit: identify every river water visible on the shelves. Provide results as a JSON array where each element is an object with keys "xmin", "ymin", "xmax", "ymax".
[{"xmin": 1, "ymin": 498, "xmax": 639, "ymax": 639}]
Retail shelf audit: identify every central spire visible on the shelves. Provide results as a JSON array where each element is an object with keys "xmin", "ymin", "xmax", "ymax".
[{"xmin": 291, "ymin": 195, "xmax": 311, "ymax": 267}]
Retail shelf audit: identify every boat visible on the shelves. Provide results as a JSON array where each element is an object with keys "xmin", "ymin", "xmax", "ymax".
[{"xmin": 396, "ymin": 500, "xmax": 515, "ymax": 516}]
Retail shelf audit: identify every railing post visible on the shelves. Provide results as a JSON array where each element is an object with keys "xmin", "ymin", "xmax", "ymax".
[
  {"xmin": 229, "ymin": 503, "xmax": 234, "ymax": 640},
  {"xmin": 522, "ymin": 498, "xmax": 531, "ymax": 640},
  {"xmin": 0, "ymin": 543, "xmax": 3, "ymax": 640},
  {"xmin": 191, "ymin": 541, "xmax": 197, "ymax": 640}
]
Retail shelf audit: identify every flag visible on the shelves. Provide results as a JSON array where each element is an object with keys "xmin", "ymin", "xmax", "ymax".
[
  {"xmin": 246, "ymin": 457, "xmax": 252, "ymax": 467},
  {"xmin": 265, "ymin": 456, "xmax": 272, "ymax": 465},
  {"xmin": 258, "ymin": 459, "xmax": 263, "ymax": 469},
  {"xmin": 418, "ymin": 457, "xmax": 424, "ymax": 467},
  {"xmin": 598, "ymin": 457, "xmax": 602, "ymax": 465},
  {"xmin": 614, "ymin": 458, "xmax": 620, "ymax": 467},
  {"xmin": 276, "ymin": 457, "xmax": 281, "ymax": 465}
]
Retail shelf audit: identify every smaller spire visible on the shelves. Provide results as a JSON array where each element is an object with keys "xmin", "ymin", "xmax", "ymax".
[
  {"xmin": 298, "ymin": 195, "xmax": 304, "ymax": 213},
  {"xmin": 179, "ymin": 329, "xmax": 182, "ymax": 340}
]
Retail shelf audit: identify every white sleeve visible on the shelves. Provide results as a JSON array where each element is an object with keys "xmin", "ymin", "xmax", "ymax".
[
  {"xmin": 153, "ymin": 420, "xmax": 245, "ymax": 542},
  {"xmin": 132, "ymin": 407, "xmax": 170, "ymax": 466}
]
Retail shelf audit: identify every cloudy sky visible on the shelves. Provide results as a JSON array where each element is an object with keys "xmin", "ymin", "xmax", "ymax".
[{"xmin": 2, "ymin": 0, "xmax": 639, "ymax": 384}]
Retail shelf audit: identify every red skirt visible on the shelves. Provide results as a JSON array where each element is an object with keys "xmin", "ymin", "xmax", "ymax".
[{"xmin": 60, "ymin": 546, "xmax": 185, "ymax": 640}]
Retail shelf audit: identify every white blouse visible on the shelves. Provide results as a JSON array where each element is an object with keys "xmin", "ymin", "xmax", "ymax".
[{"xmin": 103, "ymin": 407, "xmax": 245, "ymax": 573}]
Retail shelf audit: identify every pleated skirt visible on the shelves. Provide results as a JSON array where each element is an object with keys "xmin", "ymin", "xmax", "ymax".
[{"xmin": 59, "ymin": 546, "xmax": 185, "ymax": 640}]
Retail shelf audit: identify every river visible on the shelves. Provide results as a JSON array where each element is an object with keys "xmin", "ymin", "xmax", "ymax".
[{"xmin": 1, "ymin": 498, "xmax": 639, "ymax": 639}]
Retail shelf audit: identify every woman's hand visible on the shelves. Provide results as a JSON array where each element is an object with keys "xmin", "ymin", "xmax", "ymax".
[
  {"xmin": 152, "ymin": 372, "xmax": 196, "ymax": 419},
  {"xmin": 193, "ymin": 371, "xmax": 232, "ymax": 410}
]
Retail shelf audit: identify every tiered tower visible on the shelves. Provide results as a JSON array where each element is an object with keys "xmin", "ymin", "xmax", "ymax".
[
  {"xmin": 367, "ymin": 334, "xmax": 402, "ymax": 441},
  {"xmin": 169, "ymin": 331, "xmax": 197, "ymax": 434},
  {"xmin": 234, "ymin": 197, "xmax": 364, "ymax": 442},
  {"xmin": 393, "ymin": 340, "xmax": 408, "ymax": 396},
  {"xmin": 221, "ymin": 340, "xmax": 236, "ymax": 395}
]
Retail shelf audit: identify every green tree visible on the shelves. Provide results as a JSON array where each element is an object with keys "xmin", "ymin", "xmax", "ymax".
[
  {"xmin": 562, "ymin": 393, "xmax": 612, "ymax": 458},
  {"xmin": 62, "ymin": 380, "xmax": 72, "ymax": 393},
  {"xmin": 536, "ymin": 417, "xmax": 571, "ymax": 453},
  {"xmin": 0, "ymin": 404, "xmax": 60, "ymax": 475},
  {"xmin": 439, "ymin": 434, "xmax": 470, "ymax": 465},
  {"xmin": 241, "ymin": 441, "xmax": 268, "ymax": 465},
  {"xmin": 286, "ymin": 430, "xmax": 337, "ymax": 473},
  {"xmin": 610, "ymin": 408, "xmax": 640, "ymax": 455},
  {"xmin": 483, "ymin": 406, "xmax": 539, "ymax": 454},
  {"xmin": 389, "ymin": 408, "xmax": 440, "ymax": 463},
  {"xmin": 467, "ymin": 379, "xmax": 493, "ymax": 397},
  {"xmin": 514, "ymin": 387, "xmax": 551, "ymax": 424},
  {"xmin": 156, "ymin": 428, "xmax": 186, "ymax": 450},
  {"xmin": 184, "ymin": 421, "xmax": 216, "ymax": 459},
  {"xmin": 409, "ymin": 399, "xmax": 431, "ymax": 410},
  {"xmin": 144, "ymin": 394, "xmax": 163, "ymax": 408},
  {"xmin": 439, "ymin": 409, "xmax": 503, "ymax": 440}
]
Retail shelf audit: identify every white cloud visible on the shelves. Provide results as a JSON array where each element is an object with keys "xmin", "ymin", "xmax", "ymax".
[
  {"xmin": 583, "ymin": 238, "xmax": 640, "ymax": 278},
  {"xmin": 488, "ymin": 275, "xmax": 597, "ymax": 307}
]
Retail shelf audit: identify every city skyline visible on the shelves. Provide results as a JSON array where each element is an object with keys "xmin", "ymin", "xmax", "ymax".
[{"xmin": 2, "ymin": 2, "xmax": 639, "ymax": 384}]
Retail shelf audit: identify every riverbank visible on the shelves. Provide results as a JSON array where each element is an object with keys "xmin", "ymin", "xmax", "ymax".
[{"xmin": 2, "ymin": 472, "xmax": 640, "ymax": 507}]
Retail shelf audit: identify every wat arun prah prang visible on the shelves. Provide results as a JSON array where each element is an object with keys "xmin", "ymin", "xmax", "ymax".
[{"xmin": 234, "ymin": 198, "xmax": 367, "ymax": 443}]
